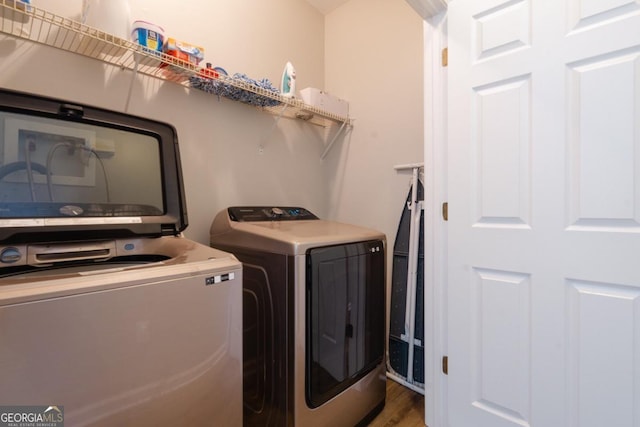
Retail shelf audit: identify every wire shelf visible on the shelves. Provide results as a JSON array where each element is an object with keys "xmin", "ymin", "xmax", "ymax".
[{"xmin": 0, "ymin": 0, "xmax": 351, "ymax": 127}]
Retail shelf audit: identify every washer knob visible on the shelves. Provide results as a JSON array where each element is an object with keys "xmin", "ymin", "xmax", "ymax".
[{"xmin": 0, "ymin": 247, "xmax": 22, "ymax": 264}]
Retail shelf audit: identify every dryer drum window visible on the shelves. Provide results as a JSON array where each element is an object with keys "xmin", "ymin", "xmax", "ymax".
[{"xmin": 305, "ymin": 239, "xmax": 385, "ymax": 408}]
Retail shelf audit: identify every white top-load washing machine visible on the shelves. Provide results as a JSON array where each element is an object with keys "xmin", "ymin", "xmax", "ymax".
[
  {"xmin": 210, "ymin": 206, "xmax": 387, "ymax": 427},
  {"xmin": 0, "ymin": 89, "xmax": 242, "ymax": 426}
]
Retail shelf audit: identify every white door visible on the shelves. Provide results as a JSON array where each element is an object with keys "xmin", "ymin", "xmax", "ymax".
[{"xmin": 447, "ymin": 0, "xmax": 640, "ymax": 426}]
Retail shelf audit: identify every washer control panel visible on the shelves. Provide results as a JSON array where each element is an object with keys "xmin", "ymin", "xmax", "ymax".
[{"xmin": 228, "ymin": 206, "xmax": 318, "ymax": 222}]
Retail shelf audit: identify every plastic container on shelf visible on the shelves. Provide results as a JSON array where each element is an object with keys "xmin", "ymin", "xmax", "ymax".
[
  {"xmin": 2, "ymin": 0, "xmax": 32, "ymax": 25},
  {"xmin": 131, "ymin": 20, "xmax": 165, "ymax": 54},
  {"xmin": 299, "ymin": 87, "xmax": 349, "ymax": 118},
  {"xmin": 162, "ymin": 37, "xmax": 204, "ymax": 66},
  {"xmin": 5, "ymin": 0, "xmax": 31, "ymax": 10},
  {"xmin": 198, "ymin": 63, "xmax": 219, "ymax": 79}
]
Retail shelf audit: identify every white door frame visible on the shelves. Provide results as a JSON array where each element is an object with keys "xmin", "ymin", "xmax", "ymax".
[{"xmin": 423, "ymin": 8, "xmax": 448, "ymax": 427}]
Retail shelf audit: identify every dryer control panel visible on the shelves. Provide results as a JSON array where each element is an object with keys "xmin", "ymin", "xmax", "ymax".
[{"xmin": 228, "ymin": 206, "xmax": 319, "ymax": 222}]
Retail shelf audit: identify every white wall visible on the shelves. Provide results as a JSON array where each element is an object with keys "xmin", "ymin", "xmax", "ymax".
[
  {"xmin": 324, "ymin": 0, "xmax": 424, "ymax": 239},
  {"xmin": 323, "ymin": 0, "xmax": 424, "ymax": 282},
  {"xmin": 0, "ymin": 0, "xmax": 328, "ymax": 244}
]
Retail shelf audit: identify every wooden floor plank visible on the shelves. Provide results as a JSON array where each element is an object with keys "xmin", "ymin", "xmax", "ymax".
[{"xmin": 367, "ymin": 378, "xmax": 425, "ymax": 427}]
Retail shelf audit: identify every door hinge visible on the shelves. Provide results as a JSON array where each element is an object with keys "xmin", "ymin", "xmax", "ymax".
[
  {"xmin": 442, "ymin": 356, "xmax": 448, "ymax": 375},
  {"xmin": 441, "ymin": 47, "xmax": 448, "ymax": 67},
  {"xmin": 442, "ymin": 202, "xmax": 448, "ymax": 221}
]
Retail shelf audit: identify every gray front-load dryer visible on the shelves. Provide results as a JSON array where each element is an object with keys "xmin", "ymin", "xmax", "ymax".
[{"xmin": 210, "ymin": 206, "xmax": 386, "ymax": 427}]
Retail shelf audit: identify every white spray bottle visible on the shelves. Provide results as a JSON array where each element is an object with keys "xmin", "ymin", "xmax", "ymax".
[{"xmin": 280, "ymin": 61, "xmax": 296, "ymax": 98}]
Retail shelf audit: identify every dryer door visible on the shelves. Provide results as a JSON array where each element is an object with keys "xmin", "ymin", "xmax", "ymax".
[{"xmin": 306, "ymin": 239, "xmax": 385, "ymax": 408}]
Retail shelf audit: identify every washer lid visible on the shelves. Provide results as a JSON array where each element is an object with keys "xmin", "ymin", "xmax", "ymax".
[{"xmin": 0, "ymin": 89, "xmax": 187, "ymax": 244}]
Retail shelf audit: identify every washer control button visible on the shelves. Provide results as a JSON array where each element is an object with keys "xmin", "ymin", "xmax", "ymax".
[{"xmin": 0, "ymin": 247, "xmax": 22, "ymax": 264}]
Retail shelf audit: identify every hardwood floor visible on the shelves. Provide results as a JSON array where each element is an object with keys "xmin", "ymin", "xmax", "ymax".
[{"xmin": 367, "ymin": 378, "xmax": 425, "ymax": 427}]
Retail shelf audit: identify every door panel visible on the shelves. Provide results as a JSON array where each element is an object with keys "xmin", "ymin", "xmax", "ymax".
[
  {"xmin": 470, "ymin": 268, "xmax": 532, "ymax": 425},
  {"xmin": 473, "ymin": 0, "xmax": 531, "ymax": 62},
  {"xmin": 448, "ymin": 0, "xmax": 640, "ymax": 426},
  {"xmin": 567, "ymin": 280, "xmax": 640, "ymax": 427},
  {"xmin": 567, "ymin": 48, "xmax": 640, "ymax": 228},
  {"xmin": 472, "ymin": 75, "xmax": 531, "ymax": 227}
]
